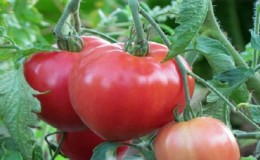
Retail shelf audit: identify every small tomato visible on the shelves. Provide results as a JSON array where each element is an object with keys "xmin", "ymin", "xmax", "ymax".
[{"xmin": 154, "ymin": 117, "xmax": 240, "ymax": 160}]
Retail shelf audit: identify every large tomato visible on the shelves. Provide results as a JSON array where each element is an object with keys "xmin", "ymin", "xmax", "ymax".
[
  {"xmin": 154, "ymin": 117, "xmax": 240, "ymax": 160},
  {"xmin": 69, "ymin": 42, "xmax": 195, "ymax": 140},
  {"xmin": 57, "ymin": 129, "xmax": 128, "ymax": 160},
  {"xmin": 24, "ymin": 36, "xmax": 110, "ymax": 132}
]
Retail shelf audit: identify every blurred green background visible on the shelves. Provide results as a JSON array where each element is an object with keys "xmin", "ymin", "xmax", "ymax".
[{"xmin": 0, "ymin": 0, "xmax": 254, "ymax": 50}]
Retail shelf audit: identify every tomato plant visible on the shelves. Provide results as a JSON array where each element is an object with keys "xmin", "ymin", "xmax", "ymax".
[
  {"xmin": 69, "ymin": 41, "xmax": 195, "ymax": 141},
  {"xmin": 2, "ymin": 0, "xmax": 260, "ymax": 159},
  {"xmin": 57, "ymin": 129, "xmax": 128, "ymax": 160},
  {"xmin": 24, "ymin": 36, "xmax": 110, "ymax": 132},
  {"xmin": 154, "ymin": 117, "xmax": 240, "ymax": 160}
]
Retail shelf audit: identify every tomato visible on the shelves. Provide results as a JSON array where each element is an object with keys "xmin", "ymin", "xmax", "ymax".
[
  {"xmin": 24, "ymin": 36, "xmax": 110, "ymax": 132},
  {"xmin": 69, "ymin": 42, "xmax": 195, "ymax": 140},
  {"xmin": 154, "ymin": 117, "xmax": 240, "ymax": 160},
  {"xmin": 57, "ymin": 129, "xmax": 128, "ymax": 160}
]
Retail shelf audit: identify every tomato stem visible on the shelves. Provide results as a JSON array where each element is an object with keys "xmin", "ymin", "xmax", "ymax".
[
  {"xmin": 53, "ymin": 0, "xmax": 83, "ymax": 52},
  {"xmin": 51, "ymin": 131, "xmax": 66, "ymax": 160},
  {"xmin": 80, "ymin": 28, "xmax": 117, "ymax": 43},
  {"xmin": 187, "ymin": 70, "xmax": 260, "ymax": 131},
  {"xmin": 204, "ymin": 0, "xmax": 260, "ymax": 104},
  {"xmin": 0, "ymin": 34, "xmax": 20, "ymax": 51},
  {"xmin": 253, "ymin": 1, "xmax": 260, "ymax": 68},
  {"xmin": 234, "ymin": 131, "xmax": 260, "ymax": 139},
  {"xmin": 44, "ymin": 131, "xmax": 67, "ymax": 159},
  {"xmin": 140, "ymin": 8, "xmax": 191, "ymax": 106},
  {"xmin": 255, "ymin": 64, "xmax": 260, "ymax": 72},
  {"xmin": 128, "ymin": 0, "xmax": 148, "ymax": 56}
]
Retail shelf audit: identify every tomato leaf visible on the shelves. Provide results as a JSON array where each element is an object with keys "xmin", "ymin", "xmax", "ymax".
[
  {"xmin": 230, "ymin": 85, "xmax": 250, "ymax": 104},
  {"xmin": 240, "ymin": 43, "xmax": 254, "ymax": 63},
  {"xmin": 247, "ymin": 104, "xmax": 260, "ymax": 124},
  {"xmin": 207, "ymin": 80, "xmax": 231, "ymax": 103},
  {"xmin": 1, "ymin": 150, "xmax": 23, "ymax": 160},
  {"xmin": 165, "ymin": 0, "xmax": 209, "ymax": 60},
  {"xmin": 211, "ymin": 67, "xmax": 253, "ymax": 103},
  {"xmin": 250, "ymin": 29, "xmax": 260, "ymax": 50},
  {"xmin": 0, "ymin": 135, "xmax": 23, "ymax": 160},
  {"xmin": 195, "ymin": 36, "xmax": 235, "ymax": 73},
  {"xmin": 213, "ymin": 67, "xmax": 255, "ymax": 86},
  {"xmin": 0, "ymin": 60, "xmax": 41, "ymax": 160},
  {"xmin": 203, "ymin": 100, "xmax": 231, "ymax": 126},
  {"xmin": 32, "ymin": 145, "xmax": 43, "ymax": 160},
  {"xmin": 91, "ymin": 142, "xmax": 122, "ymax": 160}
]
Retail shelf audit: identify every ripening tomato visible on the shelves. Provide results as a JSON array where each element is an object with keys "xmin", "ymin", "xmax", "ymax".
[
  {"xmin": 69, "ymin": 42, "xmax": 195, "ymax": 140},
  {"xmin": 24, "ymin": 36, "xmax": 110, "ymax": 132},
  {"xmin": 154, "ymin": 117, "xmax": 240, "ymax": 160},
  {"xmin": 57, "ymin": 129, "xmax": 128, "ymax": 160}
]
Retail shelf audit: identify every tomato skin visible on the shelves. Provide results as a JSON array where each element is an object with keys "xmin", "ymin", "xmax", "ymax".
[
  {"xmin": 24, "ymin": 36, "xmax": 110, "ymax": 132},
  {"xmin": 69, "ymin": 42, "xmax": 195, "ymax": 140},
  {"xmin": 154, "ymin": 117, "xmax": 240, "ymax": 160},
  {"xmin": 57, "ymin": 129, "xmax": 128, "ymax": 160}
]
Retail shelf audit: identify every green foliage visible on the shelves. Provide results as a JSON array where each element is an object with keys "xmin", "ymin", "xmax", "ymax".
[
  {"xmin": 165, "ymin": 0, "xmax": 209, "ymax": 60},
  {"xmin": 0, "ymin": 136, "xmax": 23, "ymax": 160},
  {"xmin": 240, "ymin": 43, "xmax": 254, "ymax": 63},
  {"xmin": 203, "ymin": 100, "xmax": 230, "ymax": 126},
  {"xmin": 236, "ymin": 103, "xmax": 260, "ymax": 127},
  {"xmin": 0, "ymin": 60, "xmax": 41, "ymax": 160},
  {"xmin": 240, "ymin": 156, "xmax": 257, "ymax": 160},
  {"xmin": 250, "ymin": 29, "xmax": 260, "ymax": 50},
  {"xmin": 0, "ymin": 0, "xmax": 47, "ymax": 46},
  {"xmin": 213, "ymin": 67, "xmax": 254, "ymax": 86},
  {"xmin": 91, "ymin": 142, "xmax": 123, "ymax": 160},
  {"xmin": 195, "ymin": 36, "xmax": 235, "ymax": 73}
]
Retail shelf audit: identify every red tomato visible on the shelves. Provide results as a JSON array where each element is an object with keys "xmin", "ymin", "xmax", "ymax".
[
  {"xmin": 24, "ymin": 36, "xmax": 110, "ymax": 132},
  {"xmin": 57, "ymin": 129, "xmax": 128, "ymax": 160},
  {"xmin": 154, "ymin": 117, "xmax": 240, "ymax": 160},
  {"xmin": 69, "ymin": 42, "xmax": 195, "ymax": 140}
]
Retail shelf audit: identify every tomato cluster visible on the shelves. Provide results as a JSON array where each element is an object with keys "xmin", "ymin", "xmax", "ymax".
[{"xmin": 24, "ymin": 36, "xmax": 240, "ymax": 159}]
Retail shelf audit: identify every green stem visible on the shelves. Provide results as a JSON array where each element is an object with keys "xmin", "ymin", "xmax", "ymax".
[
  {"xmin": 128, "ymin": 0, "xmax": 148, "ymax": 56},
  {"xmin": 73, "ymin": 11, "xmax": 81, "ymax": 33},
  {"xmin": 0, "ymin": 35, "xmax": 20, "ymax": 51},
  {"xmin": 204, "ymin": 1, "xmax": 248, "ymax": 67},
  {"xmin": 205, "ymin": 0, "xmax": 260, "ymax": 104},
  {"xmin": 51, "ymin": 131, "xmax": 66, "ymax": 160},
  {"xmin": 140, "ymin": 8, "xmax": 191, "ymax": 104},
  {"xmin": 253, "ymin": 1, "xmax": 260, "ymax": 67},
  {"xmin": 234, "ymin": 131, "xmax": 260, "ymax": 139},
  {"xmin": 255, "ymin": 64, "xmax": 260, "ymax": 72},
  {"xmin": 187, "ymin": 71, "xmax": 260, "ymax": 131},
  {"xmin": 54, "ymin": 0, "xmax": 81, "ymax": 38},
  {"xmin": 80, "ymin": 28, "xmax": 117, "ymax": 43},
  {"xmin": 0, "ymin": 45, "xmax": 20, "ymax": 51}
]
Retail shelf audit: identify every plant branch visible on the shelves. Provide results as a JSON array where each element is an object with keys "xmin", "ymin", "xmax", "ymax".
[
  {"xmin": 204, "ymin": 0, "xmax": 260, "ymax": 104},
  {"xmin": 80, "ymin": 28, "xmax": 117, "ymax": 43},
  {"xmin": 255, "ymin": 64, "xmax": 260, "ymax": 72},
  {"xmin": 187, "ymin": 71, "xmax": 260, "ymax": 131},
  {"xmin": 253, "ymin": 1, "xmax": 260, "ymax": 67},
  {"xmin": 51, "ymin": 131, "xmax": 66, "ymax": 160},
  {"xmin": 203, "ymin": 1, "xmax": 247, "ymax": 67},
  {"xmin": 54, "ymin": 0, "xmax": 81, "ymax": 38},
  {"xmin": 140, "ymin": 8, "xmax": 191, "ymax": 105},
  {"xmin": 128, "ymin": 0, "xmax": 148, "ymax": 56},
  {"xmin": 234, "ymin": 131, "xmax": 260, "ymax": 139}
]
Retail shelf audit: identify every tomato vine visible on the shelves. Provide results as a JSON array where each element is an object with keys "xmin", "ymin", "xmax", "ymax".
[{"xmin": 1, "ymin": 0, "xmax": 260, "ymax": 160}]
